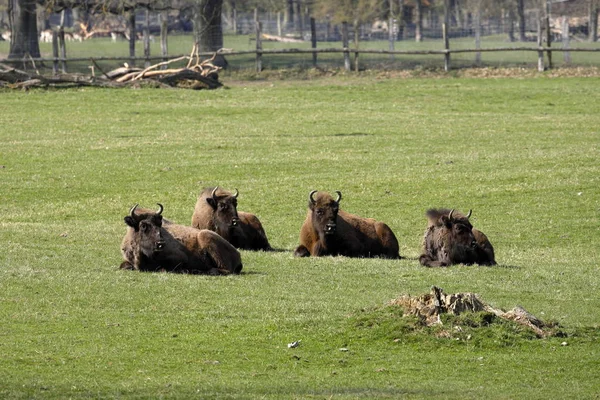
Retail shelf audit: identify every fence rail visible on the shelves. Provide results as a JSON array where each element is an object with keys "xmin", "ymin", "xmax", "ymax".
[{"xmin": 2, "ymin": 46, "xmax": 598, "ymax": 74}]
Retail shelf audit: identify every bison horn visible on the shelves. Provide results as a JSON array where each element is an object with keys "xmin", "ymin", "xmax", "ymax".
[
  {"xmin": 233, "ymin": 188, "xmax": 239, "ymax": 199},
  {"xmin": 309, "ymin": 190, "xmax": 317, "ymax": 204},
  {"xmin": 156, "ymin": 203, "xmax": 163, "ymax": 215},
  {"xmin": 211, "ymin": 186, "xmax": 219, "ymax": 201},
  {"xmin": 129, "ymin": 204, "xmax": 139, "ymax": 217},
  {"xmin": 465, "ymin": 209, "xmax": 472, "ymax": 219},
  {"xmin": 448, "ymin": 209, "xmax": 455, "ymax": 220},
  {"xmin": 335, "ymin": 191, "xmax": 342, "ymax": 203}
]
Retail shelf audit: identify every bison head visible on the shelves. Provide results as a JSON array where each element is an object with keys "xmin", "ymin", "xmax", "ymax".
[
  {"xmin": 205, "ymin": 186, "xmax": 240, "ymax": 232},
  {"xmin": 440, "ymin": 209, "xmax": 477, "ymax": 250},
  {"xmin": 124, "ymin": 204, "xmax": 166, "ymax": 255},
  {"xmin": 308, "ymin": 190, "xmax": 342, "ymax": 235}
]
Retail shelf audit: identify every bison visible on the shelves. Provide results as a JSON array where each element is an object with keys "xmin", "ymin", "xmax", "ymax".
[
  {"xmin": 419, "ymin": 208, "xmax": 496, "ymax": 267},
  {"xmin": 294, "ymin": 190, "xmax": 400, "ymax": 259},
  {"xmin": 120, "ymin": 203, "xmax": 243, "ymax": 274},
  {"xmin": 191, "ymin": 186, "xmax": 272, "ymax": 251}
]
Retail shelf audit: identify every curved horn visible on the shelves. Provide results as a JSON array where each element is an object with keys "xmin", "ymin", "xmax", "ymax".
[
  {"xmin": 335, "ymin": 191, "xmax": 342, "ymax": 203},
  {"xmin": 448, "ymin": 209, "xmax": 455, "ymax": 220},
  {"xmin": 465, "ymin": 209, "xmax": 472, "ymax": 219},
  {"xmin": 232, "ymin": 188, "xmax": 239, "ymax": 199},
  {"xmin": 211, "ymin": 186, "xmax": 219, "ymax": 200},
  {"xmin": 129, "ymin": 204, "xmax": 139, "ymax": 217},
  {"xmin": 156, "ymin": 203, "xmax": 163, "ymax": 215},
  {"xmin": 309, "ymin": 190, "xmax": 317, "ymax": 204}
]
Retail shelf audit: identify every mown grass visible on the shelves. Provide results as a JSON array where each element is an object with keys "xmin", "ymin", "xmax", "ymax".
[{"xmin": 0, "ymin": 75, "xmax": 599, "ymax": 399}]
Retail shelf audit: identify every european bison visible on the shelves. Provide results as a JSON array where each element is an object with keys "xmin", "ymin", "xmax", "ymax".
[
  {"xmin": 120, "ymin": 203, "xmax": 243, "ymax": 274},
  {"xmin": 419, "ymin": 208, "xmax": 496, "ymax": 267},
  {"xmin": 191, "ymin": 186, "xmax": 272, "ymax": 251},
  {"xmin": 294, "ymin": 190, "xmax": 400, "ymax": 258}
]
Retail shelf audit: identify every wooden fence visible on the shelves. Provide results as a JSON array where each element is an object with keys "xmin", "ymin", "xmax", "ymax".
[{"xmin": 2, "ymin": 17, "xmax": 599, "ymax": 75}]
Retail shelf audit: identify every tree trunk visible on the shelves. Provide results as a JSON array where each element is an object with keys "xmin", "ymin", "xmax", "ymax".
[
  {"xmin": 194, "ymin": 0, "xmax": 226, "ymax": 68},
  {"xmin": 8, "ymin": 0, "xmax": 40, "ymax": 59},
  {"xmin": 286, "ymin": 0, "xmax": 294, "ymax": 32},
  {"xmin": 415, "ymin": 0, "xmax": 423, "ymax": 42},
  {"xmin": 517, "ymin": 0, "xmax": 526, "ymax": 41}
]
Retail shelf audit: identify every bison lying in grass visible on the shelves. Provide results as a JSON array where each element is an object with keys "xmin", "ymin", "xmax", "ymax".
[
  {"xmin": 191, "ymin": 186, "xmax": 272, "ymax": 251},
  {"xmin": 120, "ymin": 204, "xmax": 243, "ymax": 275},
  {"xmin": 419, "ymin": 208, "xmax": 496, "ymax": 267},
  {"xmin": 294, "ymin": 190, "xmax": 400, "ymax": 259}
]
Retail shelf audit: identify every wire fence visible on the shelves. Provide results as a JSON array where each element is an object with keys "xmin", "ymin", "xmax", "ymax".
[{"xmin": 1, "ymin": 5, "xmax": 599, "ymax": 76}]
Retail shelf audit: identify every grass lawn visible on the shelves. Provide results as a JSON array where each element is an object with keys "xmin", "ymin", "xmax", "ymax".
[{"xmin": 0, "ymin": 74, "xmax": 599, "ymax": 399}]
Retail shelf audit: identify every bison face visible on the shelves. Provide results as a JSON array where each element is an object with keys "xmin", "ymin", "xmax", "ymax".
[
  {"xmin": 206, "ymin": 187, "xmax": 240, "ymax": 232},
  {"xmin": 309, "ymin": 190, "xmax": 342, "ymax": 236},
  {"xmin": 125, "ymin": 204, "xmax": 166, "ymax": 255},
  {"xmin": 441, "ymin": 212, "xmax": 477, "ymax": 250}
]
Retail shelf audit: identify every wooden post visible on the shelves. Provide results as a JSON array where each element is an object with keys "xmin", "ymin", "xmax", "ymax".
[
  {"xmin": 310, "ymin": 17, "xmax": 317, "ymax": 67},
  {"xmin": 255, "ymin": 10, "xmax": 262, "ymax": 73},
  {"xmin": 589, "ymin": 0, "xmax": 598, "ymax": 42},
  {"xmin": 443, "ymin": 23, "xmax": 450, "ymax": 72},
  {"xmin": 342, "ymin": 21, "xmax": 350, "ymax": 71},
  {"xmin": 277, "ymin": 12, "xmax": 282, "ymax": 37},
  {"xmin": 143, "ymin": 9, "xmax": 151, "ymax": 68},
  {"xmin": 58, "ymin": 26, "xmax": 67, "ymax": 73},
  {"xmin": 443, "ymin": 0, "xmax": 450, "ymax": 71},
  {"xmin": 129, "ymin": 10, "xmax": 136, "ymax": 67},
  {"xmin": 561, "ymin": 16, "xmax": 571, "ymax": 64},
  {"xmin": 353, "ymin": 20, "xmax": 359, "ymax": 72},
  {"xmin": 388, "ymin": 0, "xmax": 395, "ymax": 59},
  {"xmin": 537, "ymin": 15, "xmax": 544, "ymax": 72},
  {"xmin": 160, "ymin": 11, "xmax": 168, "ymax": 68},
  {"xmin": 475, "ymin": 5, "xmax": 481, "ymax": 65},
  {"xmin": 545, "ymin": 0, "xmax": 552, "ymax": 69},
  {"xmin": 233, "ymin": 6, "xmax": 237, "ymax": 34},
  {"xmin": 52, "ymin": 30, "xmax": 59, "ymax": 75}
]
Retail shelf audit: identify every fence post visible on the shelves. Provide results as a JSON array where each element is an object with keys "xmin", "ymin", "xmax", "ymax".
[
  {"xmin": 537, "ymin": 17, "xmax": 544, "ymax": 72},
  {"xmin": 561, "ymin": 16, "xmax": 571, "ymax": 64},
  {"xmin": 353, "ymin": 21, "xmax": 359, "ymax": 72},
  {"xmin": 443, "ymin": 0, "xmax": 450, "ymax": 72},
  {"xmin": 255, "ymin": 10, "xmax": 262, "ymax": 73},
  {"xmin": 388, "ymin": 0, "xmax": 395, "ymax": 59},
  {"xmin": 475, "ymin": 7, "xmax": 481, "ymax": 65},
  {"xmin": 342, "ymin": 22, "xmax": 350, "ymax": 71},
  {"xmin": 443, "ymin": 23, "xmax": 450, "ymax": 72},
  {"xmin": 160, "ymin": 11, "xmax": 168, "ymax": 69},
  {"xmin": 143, "ymin": 9, "xmax": 151, "ymax": 68},
  {"xmin": 52, "ymin": 30, "xmax": 59, "ymax": 75},
  {"xmin": 545, "ymin": 1, "xmax": 553, "ymax": 69},
  {"xmin": 310, "ymin": 17, "xmax": 317, "ymax": 67},
  {"xmin": 129, "ymin": 10, "xmax": 136, "ymax": 67},
  {"xmin": 58, "ymin": 26, "xmax": 67, "ymax": 73}
]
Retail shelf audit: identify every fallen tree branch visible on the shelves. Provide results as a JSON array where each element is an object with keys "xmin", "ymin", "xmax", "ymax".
[{"xmin": 390, "ymin": 286, "xmax": 555, "ymax": 337}]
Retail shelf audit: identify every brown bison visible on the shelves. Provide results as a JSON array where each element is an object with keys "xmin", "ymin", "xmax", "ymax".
[
  {"xmin": 419, "ymin": 208, "xmax": 496, "ymax": 267},
  {"xmin": 120, "ymin": 203, "xmax": 243, "ymax": 274},
  {"xmin": 191, "ymin": 186, "xmax": 272, "ymax": 251},
  {"xmin": 294, "ymin": 190, "xmax": 400, "ymax": 258}
]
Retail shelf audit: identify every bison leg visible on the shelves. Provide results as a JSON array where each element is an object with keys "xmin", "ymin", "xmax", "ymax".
[
  {"xmin": 419, "ymin": 254, "xmax": 449, "ymax": 268},
  {"xmin": 294, "ymin": 245, "xmax": 310, "ymax": 257},
  {"xmin": 119, "ymin": 261, "xmax": 135, "ymax": 270}
]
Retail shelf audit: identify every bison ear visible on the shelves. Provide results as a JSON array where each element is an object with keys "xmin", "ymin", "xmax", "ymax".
[
  {"xmin": 124, "ymin": 216, "xmax": 138, "ymax": 230},
  {"xmin": 440, "ymin": 215, "xmax": 452, "ymax": 228},
  {"xmin": 206, "ymin": 197, "xmax": 217, "ymax": 209}
]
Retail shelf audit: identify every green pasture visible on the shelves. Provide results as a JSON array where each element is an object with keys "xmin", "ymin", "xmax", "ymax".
[
  {"xmin": 0, "ymin": 75, "xmax": 599, "ymax": 399},
  {"xmin": 2, "ymin": 33, "xmax": 599, "ymax": 73}
]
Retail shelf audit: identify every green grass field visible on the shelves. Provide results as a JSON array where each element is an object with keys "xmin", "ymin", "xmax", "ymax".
[{"xmin": 1, "ymin": 74, "xmax": 599, "ymax": 399}]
